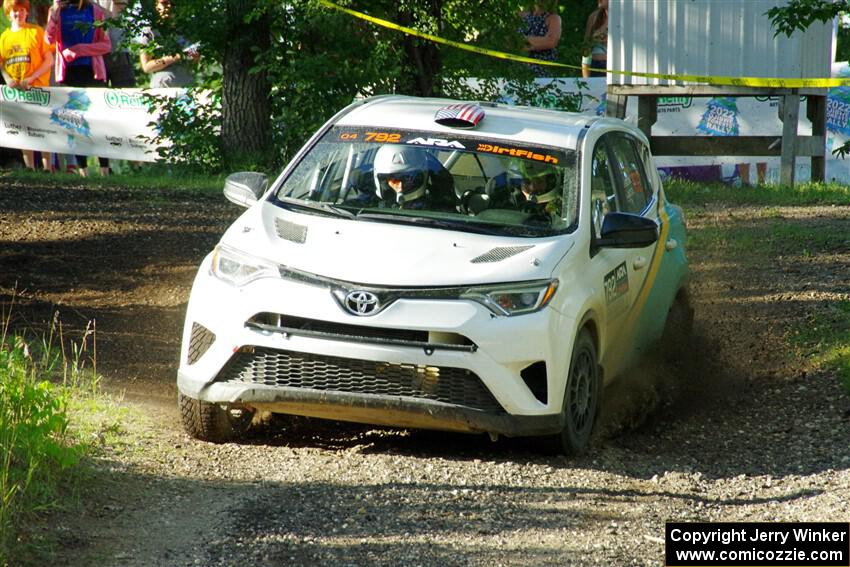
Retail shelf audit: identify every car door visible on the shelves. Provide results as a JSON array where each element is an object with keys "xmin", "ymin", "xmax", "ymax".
[
  {"xmin": 588, "ymin": 132, "xmax": 658, "ymax": 353},
  {"xmin": 605, "ymin": 132, "xmax": 658, "ymax": 311}
]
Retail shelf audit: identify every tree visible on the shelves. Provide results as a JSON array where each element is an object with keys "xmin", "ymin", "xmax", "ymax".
[
  {"xmin": 767, "ymin": 0, "xmax": 848, "ymax": 37},
  {"xmin": 136, "ymin": 0, "xmax": 596, "ymax": 171},
  {"xmin": 768, "ymin": 0, "xmax": 850, "ymax": 157}
]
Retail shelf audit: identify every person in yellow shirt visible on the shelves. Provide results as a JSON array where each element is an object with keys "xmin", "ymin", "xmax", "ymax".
[{"xmin": 0, "ymin": 0, "xmax": 54, "ymax": 171}]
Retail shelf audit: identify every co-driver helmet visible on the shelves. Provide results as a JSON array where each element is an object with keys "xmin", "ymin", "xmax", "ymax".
[{"xmin": 508, "ymin": 158, "xmax": 560, "ymax": 204}]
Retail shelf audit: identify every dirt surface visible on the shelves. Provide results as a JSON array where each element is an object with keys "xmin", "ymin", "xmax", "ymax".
[{"xmin": 1, "ymin": 177, "xmax": 849, "ymax": 566}]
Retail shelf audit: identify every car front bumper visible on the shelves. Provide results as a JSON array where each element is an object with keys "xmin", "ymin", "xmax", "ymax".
[{"xmin": 177, "ymin": 258, "xmax": 577, "ymax": 436}]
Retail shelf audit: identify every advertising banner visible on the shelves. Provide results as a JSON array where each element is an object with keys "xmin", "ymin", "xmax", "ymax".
[
  {"xmin": 493, "ymin": 64, "xmax": 850, "ymax": 184},
  {"xmin": 4, "ymin": 74, "xmax": 850, "ymax": 183},
  {"xmin": 0, "ymin": 86, "xmax": 182, "ymax": 162}
]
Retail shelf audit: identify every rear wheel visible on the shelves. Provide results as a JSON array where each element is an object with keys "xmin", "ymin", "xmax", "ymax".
[
  {"xmin": 661, "ymin": 290, "xmax": 695, "ymax": 362},
  {"xmin": 178, "ymin": 392, "xmax": 254, "ymax": 443}
]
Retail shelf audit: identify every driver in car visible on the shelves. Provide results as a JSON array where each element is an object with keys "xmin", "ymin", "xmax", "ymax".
[{"xmin": 373, "ymin": 144, "xmax": 456, "ymax": 211}]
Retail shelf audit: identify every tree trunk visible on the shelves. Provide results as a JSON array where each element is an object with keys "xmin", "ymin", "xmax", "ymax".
[
  {"xmin": 397, "ymin": 0, "xmax": 442, "ymax": 97},
  {"xmin": 221, "ymin": 0, "xmax": 271, "ymax": 164}
]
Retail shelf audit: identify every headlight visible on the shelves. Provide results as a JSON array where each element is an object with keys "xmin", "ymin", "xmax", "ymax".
[
  {"xmin": 210, "ymin": 246, "xmax": 278, "ymax": 286},
  {"xmin": 463, "ymin": 279, "xmax": 558, "ymax": 316}
]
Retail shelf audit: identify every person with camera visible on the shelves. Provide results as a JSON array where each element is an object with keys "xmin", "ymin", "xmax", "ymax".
[
  {"xmin": 138, "ymin": 0, "xmax": 197, "ymax": 88},
  {"xmin": 45, "ymin": 0, "xmax": 112, "ymax": 176}
]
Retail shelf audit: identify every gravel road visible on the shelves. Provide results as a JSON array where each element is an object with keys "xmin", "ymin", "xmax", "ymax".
[{"xmin": 1, "ymin": 178, "xmax": 848, "ymax": 566}]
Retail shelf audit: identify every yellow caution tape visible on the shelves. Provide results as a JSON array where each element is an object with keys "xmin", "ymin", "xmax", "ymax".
[{"xmin": 318, "ymin": 0, "xmax": 850, "ymax": 89}]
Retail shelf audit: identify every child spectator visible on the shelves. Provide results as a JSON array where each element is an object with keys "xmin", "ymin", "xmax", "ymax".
[
  {"xmin": 0, "ymin": 0, "xmax": 54, "ymax": 171},
  {"xmin": 45, "ymin": 0, "xmax": 112, "ymax": 176}
]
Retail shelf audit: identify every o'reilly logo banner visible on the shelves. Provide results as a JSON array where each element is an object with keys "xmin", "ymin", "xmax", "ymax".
[
  {"xmin": 103, "ymin": 90, "xmax": 149, "ymax": 110},
  {"xmin": 1, "ymin": 86, "xmax": 50, "ymax": 106}
]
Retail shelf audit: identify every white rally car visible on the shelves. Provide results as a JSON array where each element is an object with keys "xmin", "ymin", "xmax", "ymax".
[{"xmin": 177, "ymin": 95, "xmax": 691, "ymax": 454}]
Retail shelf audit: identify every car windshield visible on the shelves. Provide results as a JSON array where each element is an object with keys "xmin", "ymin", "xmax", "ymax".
[{"xmin": 272, "ymin": 126, "xmax": 579, "ymax": 237}]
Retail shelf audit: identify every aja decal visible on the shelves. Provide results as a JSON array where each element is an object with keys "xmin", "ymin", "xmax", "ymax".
[
  {"xmin": 603, "ymin": 262, "xmax": 629, "ymax": 304},
  {"xmin": 407, "ymin": 137, "xmax": 465, "ymax": 149}
]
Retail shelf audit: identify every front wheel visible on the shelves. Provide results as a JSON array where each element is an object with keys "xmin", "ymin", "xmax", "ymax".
[
  {"xmin": 178, "ymin": 392, "xmax": 254, "ymax": 443},
  {"xmin": 540, "ymin": 329, "xmax": 601, "ymax": 455}
]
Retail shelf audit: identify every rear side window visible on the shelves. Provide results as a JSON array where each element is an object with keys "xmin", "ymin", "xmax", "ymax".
[{"xmin": 607, "ymin": 134, "xmax": 652, "ymax": 214}]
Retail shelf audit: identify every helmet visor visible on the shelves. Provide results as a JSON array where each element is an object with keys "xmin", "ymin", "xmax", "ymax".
[{"xmin": 378, "ymin": 172, "xmax": 424, "ymax": 192}]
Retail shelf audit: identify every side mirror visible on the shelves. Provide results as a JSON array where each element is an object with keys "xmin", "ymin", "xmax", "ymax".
[
  {"xmin": 596, "ymin": 212, "xmax": 658, "ymax": 248},
  {"xmin": 223, "ymin": 172, "xmax": 269, "ymax": 208}
]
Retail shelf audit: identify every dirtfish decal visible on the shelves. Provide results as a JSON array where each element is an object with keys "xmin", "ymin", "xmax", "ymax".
[
  {"xmin": 50, "ymin": 90, "xmax": 92, "ymax": 138},
  {"xmin": 1, "ymin": 85, "xmax": 50, "ymax": 106},
  {"xmin": 697, "ymin": 97, "xmax": 739, "ymax": 136}
]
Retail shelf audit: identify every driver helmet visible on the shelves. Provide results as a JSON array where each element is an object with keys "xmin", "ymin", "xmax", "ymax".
[
  {"xmin": 373, "ymin": 144, "xmax": 429, "ymax": 204},
  {"xmin": 507, "ymin": 159, "xmax": 560, "ymax": 204}
]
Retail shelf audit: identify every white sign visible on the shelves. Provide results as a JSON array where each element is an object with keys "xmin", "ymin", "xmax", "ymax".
[
  {"xmin": 0, "ymin": 86, "xmax": 185, "ymax": 162},
  {"xmin": 493, "ymin": 68, "xmax": 850, "ymax": 185}
]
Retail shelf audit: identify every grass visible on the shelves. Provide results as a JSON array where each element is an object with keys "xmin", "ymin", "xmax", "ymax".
[
  {"xmin": 665, "ymin": 179, "xmax": 850, "ymax": 391},
  {"xmin": 0, "ymin": 303, "xmax": 125, "ymax": 566},
  {"xmin": 790, "ymin": 300, "xmax": 850, "ymax": 392},
  {"xmin": 0, "ymin": 162, "xmax": 226, "ymax": 195},
  {"xmin": 664, "ymin": 179, "xmax": 850, "ymax": 206}
]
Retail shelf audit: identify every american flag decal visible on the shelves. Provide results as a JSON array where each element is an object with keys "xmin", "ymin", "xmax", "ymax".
[{"xmin": 434, "ymin": 103, "xmax": 485, "ymax": 128}]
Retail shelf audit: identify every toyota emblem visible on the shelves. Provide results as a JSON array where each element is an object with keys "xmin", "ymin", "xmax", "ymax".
[{"xmin": 344, "ymin": 290, "xmax": 380, "ymax": 316}]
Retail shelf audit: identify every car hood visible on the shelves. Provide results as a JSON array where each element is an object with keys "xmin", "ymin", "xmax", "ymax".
[{"xmin": 218, "ymin": 203, "xmax": 575, "ymax": 287}]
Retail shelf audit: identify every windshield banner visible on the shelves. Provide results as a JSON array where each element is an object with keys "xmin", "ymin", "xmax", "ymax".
[{"xmin": 0, "ymin": 86, "xmax": 183, "ymax": 162}]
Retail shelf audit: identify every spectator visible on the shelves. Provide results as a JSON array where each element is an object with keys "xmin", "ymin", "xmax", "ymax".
[
  {"xmin": 45, "ymin": 0, "xmax": 112, "ymax": 177},
  {"xmin": 138, "ymin": 0, "xmax": 197, "ymax": 88},
  {"xmin": 0, "ymin": 0, "xmax": 54, "ymax": 171},
  {"xmin": 519, "ymin": 1, "xmax": 561, "ymax": 77},
  {"xmin": 99, "ymin": 0, "xmax": 134, "ymax": 87},
  {"xmin": 582, "ymin": 0, "xmax": 608, "ymax": 78}
]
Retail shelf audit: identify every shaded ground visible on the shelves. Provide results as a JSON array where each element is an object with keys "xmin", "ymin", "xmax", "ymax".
[{"xmin": 1, "ymin": 177, "xmax": 848, "ymax": 566}]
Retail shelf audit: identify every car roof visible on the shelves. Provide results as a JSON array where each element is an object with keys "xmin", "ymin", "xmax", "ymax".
[{"xmin": 335, "ymin": 95, "xmax": 604, "ymax": 151}]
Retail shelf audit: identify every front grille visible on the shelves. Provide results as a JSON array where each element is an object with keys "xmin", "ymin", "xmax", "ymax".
[
  {"xmin": 187, "ymin": 323, "xmax": 215, "ymax": 365},
  {"xmin": 216, "ymin": 347, "xmax": 505, "ymax": 413},
  {"xmin": 250, "ymin": 313, "xmax": 428, "ymax": 342},
  {"xmin": 246, "ymin": 313, "xmax": 476, "ymax": 351}
]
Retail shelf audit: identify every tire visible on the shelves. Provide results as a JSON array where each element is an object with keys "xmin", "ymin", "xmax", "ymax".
[
  {"xmin": 538, "ymin": 329, "xmax": 601, "ymax": 455},
  {"xmin": 178, "ymin": 392, "xmax": 254, "ymax": 443},
  {"xmin": 661, "ymin": 290, "xmax": 695, "ymax": 363},
  {"xmin": 560, "ymin": 330, "xmax": 601, "ymax": 454}
]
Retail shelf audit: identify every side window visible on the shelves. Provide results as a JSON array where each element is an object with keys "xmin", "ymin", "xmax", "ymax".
[
  {"xmin": 607, "ymin": 134, "xmax": 652, "ymax": 214},
  {"xmin": 590, "ymin": 141, "xmax": 618, "ymax": 237}
]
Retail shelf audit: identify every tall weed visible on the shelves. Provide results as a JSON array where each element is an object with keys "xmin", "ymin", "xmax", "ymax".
[{"xmin": 0, "ymin": 309, "xmax": 96, "ymax": 566}]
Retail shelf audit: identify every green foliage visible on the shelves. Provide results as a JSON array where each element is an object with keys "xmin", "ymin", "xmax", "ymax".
[
  {"xmin": 0, "ymin": 308, "xmax": 118, "ymax": 564},
  {"xmin": 129, "ymin": 0, "xmax": 598, "ymax": 172},
  {"xmin": 141, "ymin": 90, "xmax": 224, "ymax": 172},
  {"xmin": 0, "ymin": 335, "xmax": 80, "ymax": 564},
  {"xmin": 767, "ymin": 0, "xmax": 849, "ymax": 37}
]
